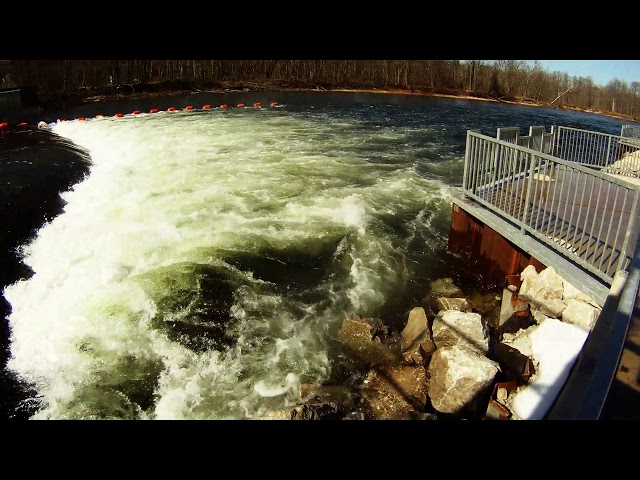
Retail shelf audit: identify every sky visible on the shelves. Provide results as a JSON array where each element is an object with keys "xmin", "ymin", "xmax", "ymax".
[{"xmin": 535, "ymin": 60, "xmax": 640, "ymax": 87}]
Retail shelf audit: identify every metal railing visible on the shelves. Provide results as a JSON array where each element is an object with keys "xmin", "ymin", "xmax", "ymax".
[
  {"xmin": 497, "ymin": 126, "xmax": 555, "ymax": 154},
  {"xmin": 554, "ymin": 126, "xmax": 640, "ymax": 177},
  {"xmin": 463, "ymin": 130, "xmax": 640, "ymax": 284},
  {"xmin": 621, "ymin": 124, "xmax": 640, "ymax": 140}
]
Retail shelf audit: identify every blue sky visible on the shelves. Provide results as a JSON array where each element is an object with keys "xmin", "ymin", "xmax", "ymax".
[{"xmin": 534, "ymin": 60, "xmax": 640, "ymax": 87}]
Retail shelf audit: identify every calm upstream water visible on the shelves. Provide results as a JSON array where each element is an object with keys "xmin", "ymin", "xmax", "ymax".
[{"xmin": 1, "ymin": 91, "xmax": 635, "ymax": 420}]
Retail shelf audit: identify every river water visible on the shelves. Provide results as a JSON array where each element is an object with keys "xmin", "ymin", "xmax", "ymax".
[{"xmin": 1, "ymin": 91, "xmax": 634, "ymax": 419}]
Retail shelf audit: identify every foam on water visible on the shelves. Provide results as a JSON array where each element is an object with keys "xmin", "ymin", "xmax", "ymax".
[{"xmin": 4, "ymin": 108, "xmax": 457, "ymax": 419}]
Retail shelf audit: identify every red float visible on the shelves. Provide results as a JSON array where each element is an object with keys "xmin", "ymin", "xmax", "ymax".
[
  {"xmin": 150, "ymin": 109, "xmax": 159, "ymax": 113},
  {"xmin": 185, "ymin": 106, "xmax": 194, "ymax": 110},
  {"xmin": 115, "ymin": 113, "xmax": 124, "ymax": 117},
  {"xmin": 220, "ymin": 104, "xmax": 229, "ymax": 109},
  {"xmin": 95, "ymin": 114, "xmax": 104, "ymax": 118},
  {"xmin": 0, "ymin": 122, "xmax": 8, "ymax": 129},
  {"xmin": 254, "ymin": 102, "xmax": 261, "ymax": 107},
  {"xmin": 168, "ymin": 107, "xmax": 176, "ymax": 111},
  {"xmin": 18, "ymin": 122, "xmax": 28, "ymax": 128},
  {"xmin": 78, "ymin": 117, "xmax": 86, "ymax": 121},
  {"xmin": 202, "ymin": 105, "xmax": 211, "ymax": 110},
  {"xmin": 133, "ymin": 110, "xmax": 141, "ymax": 115},
  {"xmin": 237, "ymin": 103, "xmax": 245, "ymax": 108},
  {"xmin": 270, "ymin": 102, "xmax": 278, "ymax": 106}
]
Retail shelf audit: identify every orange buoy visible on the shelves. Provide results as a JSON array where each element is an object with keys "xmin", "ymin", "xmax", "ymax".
[
  {"xmin": 18, "ymin": 122, "xmax": 28, "ymax": 128},
  {"xmin": 185, "ymin": 106, "xmax": 194, "ymax": 110},
  {"xmin": 202, "ymin": 105, "xmax": 211, "ymax": 110},
  {"xmin": 133, "ymin": 110, "xmax": 141, "ymax": 115},
  {"xmin": 270, "ymin": 102, "xmax": 278, "ymax": 107},
  {"xmin": 78, "ymin": 117, "xmax": 86, "ymax": 121},
  {"xmin": 115, "ymin": 113, "xmax": 124, "ymax": 117},
  {"xmin": 237, "ymin": 103, "xmax": 245, "ymax": 108},
  {"xmin": 220, "ymin": 104, "xmax": 229, "ymax": 109},
  {"xmin": 167, "ymin": 107, "xmax": 176, "ymax": 112},
  {"xmin": 254, "ymin": 102, "xmax": 261, "ymax": 107},
  {"xmin": 150, "ymin": 108, "xmax": 159, "ymax": 113}
]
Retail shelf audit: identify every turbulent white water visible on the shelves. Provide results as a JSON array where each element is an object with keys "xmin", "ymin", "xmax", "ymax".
[{"xmin": 4, "ymin": 106, "xmax": 457, "ymax": 419}]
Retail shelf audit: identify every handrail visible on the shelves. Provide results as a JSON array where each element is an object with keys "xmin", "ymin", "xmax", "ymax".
[
  {"xmin": 463, "ymin": 129, "xmax": 640, "ymax": 284},
  {"xmin": 555, "ymin": 126, "xmax": 640, "ymax": 176}
]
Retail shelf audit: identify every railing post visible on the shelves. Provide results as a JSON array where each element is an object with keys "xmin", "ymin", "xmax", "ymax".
[
  {"xmin": 462, "ymin": 130, "xmax": 472, "ymax": 195},
  {"xmin": 605, "ymin": 136, "xmax": 612, "ymax": 169},
  {"xmin": 617, "ymin": 187, "xmax": 640, "ymax": 273},
  {"xmin": 520, "ymin": 152, "xmax": 537, "ymax": 234},
  {"xmin": 551, "ymin": 125, "xmax": 557, "ymax": 156}
]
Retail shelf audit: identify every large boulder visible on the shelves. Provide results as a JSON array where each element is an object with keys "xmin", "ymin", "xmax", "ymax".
[
  {"xmin": 427, "ymin": 345, "xmax": 500, "ymax": 415},
  {"xmin": 422, "ymin": 278, "xmax": 464, "ymax": 315},
  {"xmin": 536, "ymin": 298, "xmax": 567, "ymax": 319},
  {"xmin": 561, "ymin": 299, "xmax": 600, "ymax": 331},
  {"xmin": 290, "ymin": 403, "xmax": 342, "ymax": 420},
  {"xmin": 299, "ymin": 384, "xmax": 359, "ymax": 412},
  {"xmin": 519, "ymin": 266, "xmax": 564, "ymax": 305},
  {"xmin": 432, "ymin": 310, "xmax": 491, "ymax": 355},
  {"xmin": 338, "ymin": 314, "xmax": 400, "ymax": 366},
  {"xmin": 435, "ymin": 297, "xmax": 472, "ymax": 312},
  {"xmin": 400, "ymin": 307, "xmax": 436, "ymax": 366},
  {"xmin": 360, "ymin": 366, "xmax": 428, "ymax": 419},
  {"xmin": 430, "ymin": 277, "xmax": 464, "ymax": 298},
  {"xmin": 563, "ymin": 280, "xmax": 599, "ymax": 308}
]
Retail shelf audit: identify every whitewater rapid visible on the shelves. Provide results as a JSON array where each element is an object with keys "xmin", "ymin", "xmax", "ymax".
[{"xmin": 3, "ymin": 106, "xmax": 458, "ymax": 419}]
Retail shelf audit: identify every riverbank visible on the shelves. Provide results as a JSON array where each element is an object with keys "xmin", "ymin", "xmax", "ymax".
[{"xmin": 40, "ymin": 80, "xmax": 640, "ymax": 124}]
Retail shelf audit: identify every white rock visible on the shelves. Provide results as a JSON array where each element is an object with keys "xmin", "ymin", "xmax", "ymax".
[
  {"xmin": 427, "ymin": 345, "xmax": 500, "ymax": 415},
  {"xmin": 561, "ymin": 299, "xmax": 600, "ymax": 331},
  {"xmin": 432, "ymin": 310, "xmax": 490, "ymax": 355},
  {"xmin": 519, "ymin": 265, "xmax": 538, "ymax": 294},
  {"xmin": 510, "ymin": 318, "xmax": 589, "ymax": 420},
  {"xmin": 563, "ymin": 280, "xmax": 599, "ymax": 308},
  {"xmin": 520, "ymin": 266, "xmax": 564, "ymax": 303}
]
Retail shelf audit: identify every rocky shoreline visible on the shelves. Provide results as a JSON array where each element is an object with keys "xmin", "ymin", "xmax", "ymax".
[{"xmin": 263, "ymin": 264, "xmax": 600, "ymax": 420}]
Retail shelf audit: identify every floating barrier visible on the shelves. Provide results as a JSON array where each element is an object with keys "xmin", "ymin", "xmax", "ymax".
[
  {"xmin": 18, "ymin": 122, "xmax": 28, "ymax": 128},
  {"xmin": 0, "ymin": 122, "xmax": 8, "ymax": 129},
  {"xmin": 51, "ymin": 101, "xmax": 283, "ymax": 124}
]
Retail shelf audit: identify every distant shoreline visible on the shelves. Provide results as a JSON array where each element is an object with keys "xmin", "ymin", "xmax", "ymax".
[{"xmin": 49, "ymin": 81, "xmax": 640, "ymax": 125}]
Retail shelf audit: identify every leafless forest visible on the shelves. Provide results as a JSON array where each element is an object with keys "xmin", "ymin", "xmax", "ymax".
[{"xmin": 4, "ymin": 60, "xmax": 640, "ymax": 119}]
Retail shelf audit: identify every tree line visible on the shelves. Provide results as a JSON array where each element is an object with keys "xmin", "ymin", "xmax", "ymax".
[{"xmin": 5, "ymin": 60, "xmax": 640, "ymax": 119}]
